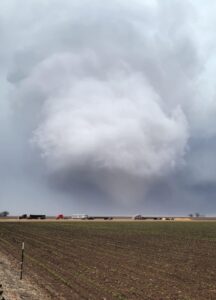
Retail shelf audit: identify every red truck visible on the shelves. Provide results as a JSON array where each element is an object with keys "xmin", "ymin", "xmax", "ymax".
[{"xmin": 56, "ymin": 214, "xmax": 64, "ymax": 220}]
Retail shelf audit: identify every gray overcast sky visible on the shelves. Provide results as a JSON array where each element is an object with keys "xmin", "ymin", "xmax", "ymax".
[{"xmin": 1, "ymin": 0, "xmax": 216, "ymax": 216}]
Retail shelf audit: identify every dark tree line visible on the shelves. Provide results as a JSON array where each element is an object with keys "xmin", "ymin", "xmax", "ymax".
[
  {"xmin": 188, "ymin": 213, "xmax": 204, "ymax": 218},
  {"xmin": 0, "ymin": 211, "xmax": 9, "ymax": 217}
]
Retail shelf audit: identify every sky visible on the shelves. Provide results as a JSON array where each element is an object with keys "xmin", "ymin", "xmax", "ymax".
[{"xmin": 1, "ymin": 0, "xmax": 216, "ymax": 216}]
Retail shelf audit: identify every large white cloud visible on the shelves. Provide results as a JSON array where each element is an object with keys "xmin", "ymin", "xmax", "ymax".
[
  {"xmin": 28, "ymin": 53, "xmax": 188, "ymax": 178},
  {"xmin": 2, "ymin": 0, "xmax": 216, "ymax": 208}
]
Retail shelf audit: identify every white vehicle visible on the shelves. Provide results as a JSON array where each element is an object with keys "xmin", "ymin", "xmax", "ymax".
[
  {"xmin": 71, "ymin": 214, "xmax": 88, "ymax": 220},
  {"xmin": 133, "ymin": 214, "xmax": 144, "ymax": 220}
]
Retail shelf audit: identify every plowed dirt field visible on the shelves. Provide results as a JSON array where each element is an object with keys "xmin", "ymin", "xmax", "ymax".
[{"xmin": 0, "ymin": 221, "xmax": 216, "ymax": 299}]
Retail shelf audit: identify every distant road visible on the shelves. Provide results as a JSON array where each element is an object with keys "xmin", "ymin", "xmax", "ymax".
[{"xmin": 1, "ymin": 216, "xmax": 216, "ymax": 222}]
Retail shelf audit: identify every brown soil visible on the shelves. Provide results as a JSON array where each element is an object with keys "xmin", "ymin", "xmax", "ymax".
[{"xmin": 0, "ymin": 222, "xmax": 216, "ymax": 299}]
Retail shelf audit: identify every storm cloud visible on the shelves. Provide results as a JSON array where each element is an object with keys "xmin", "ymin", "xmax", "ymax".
[{"xmin": 1, "ymin": 0, "xmax": 216, "ymax": 215}]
